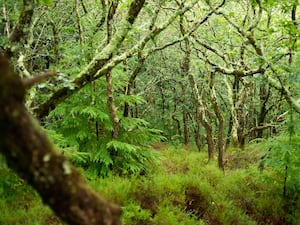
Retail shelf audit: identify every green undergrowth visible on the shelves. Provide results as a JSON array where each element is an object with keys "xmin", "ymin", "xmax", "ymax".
[
  {"xmin": 0, "ymin": 168, "xmax": 64, "ymax": 225},
  {"xmin": 0, "ymin": 143, "xmax": 299, "ymax": 224}
]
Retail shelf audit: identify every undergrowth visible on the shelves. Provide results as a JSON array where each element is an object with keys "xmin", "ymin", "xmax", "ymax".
[{"xmin": 0, "ymin": 143, "xmax": 299, "ymax": 224}]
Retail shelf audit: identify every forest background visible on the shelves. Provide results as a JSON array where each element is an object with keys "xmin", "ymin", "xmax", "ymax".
[{"xmin": 0, "ymin": 0, "xmax": 300, "ymax": 224}]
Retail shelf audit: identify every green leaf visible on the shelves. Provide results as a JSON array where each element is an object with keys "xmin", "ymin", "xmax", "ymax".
[{"xmin": 38, "ymin": 0, "xmax": 53, "ymax": 7}]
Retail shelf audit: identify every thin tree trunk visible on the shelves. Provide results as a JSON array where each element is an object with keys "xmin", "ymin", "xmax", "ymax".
[
  {"xmin": 180, "ymin": 15, "xmax": 190, "ymax": 145},
  {"xmin": 188, "ymin": 72, "xmax": 214, "ymax": 160},
  {"xmin": 180, "ymin": 13, "xmax": 213, "ymax": 158},
  {"xmin": 2, "ymin": 1, "xmax": 10, "ymax": 37},
  {"xmin": 123, "ymin": 55, "xmax": 146, "ymax": 117},
  {"xmin": 75, "ymin": 0, "xmax": 84, "ymax": 57},
  {"xmin": 172, "ymin": 115, "xmax": 182, "ymax": 138},
  {"xmin": 226, "ymin": 115, "xmax": 232, "ymax": 148},
  {"xmin": 225, "ymin": 77, "xmax": 248, "ymax": 148},
  {"xmin": 183, "ymin": 109, "xmax": 189, "ymax": 145},
  {"xmin": 288, "ymin": 2, "xmax": 297, "ymax": 64},
  {"xmin": 106, "ymin": 0, "xmax": 120, "ymax": 139},
  {"xmin": 257, "ymin": 86, "xmax": 270, "ymax": 138},
  {"xmin": 106, "ymin": 70, "xmax": 120, "ymax": 139},
  {"xmin": 202, "ymin": 117, "xmax": 214, "ymax": 161},
  {"xmin": 189, "ymin": 110, "xmax": 203, "ymax": 152},
  {"xmin": 210, "ymin": 77, "xmax": 225, "ymax": 170},
  {"xmin": 236, "ymin": 81, "xmax": 249, "ymax": 148}
]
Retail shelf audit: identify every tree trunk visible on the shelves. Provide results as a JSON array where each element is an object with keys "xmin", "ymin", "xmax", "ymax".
[
  {"xmin": 202, "ymin": 117, "xmax": 214, "ymax": 161},
  {"xmin": 180, "ymin": 14, "xmax": 214, "ymax": 159},
  {"xmin": 106, "ymin": 70, "xmax": 120, "ymax": 139},
  {"xmin": 180, "ymin": 15, "xmax": 190, "ymax": 145},
  {"xmin": 225, "ymin": 77, "xmax": 248, "ymax": 148},
  {"xmin": 226, "ymin": 115, "xmax": 232, "ymax": 148},
  {"xmin": 0, "ymin": 54, "xmax": 121, "ymax": 225},
  {"xmin": 123, "ymin": 55, "xmax": 146, "ymax": 117},
  {"xmin": 2, "ymin": 1, "xmax": 10, "ymax": 38},
  {"xmin": 6, "ymin": 0, "xmax": 35, "ymax": 58},
  {"xmin": 106, "ymin": 1, "xmax": 120, "ymax": 139},
  {"xmin": 188, "ymin": 71, "xmax": 214, "ymax": 161},
  {"xmin": 210, "ymin": 76, "xmax": 225, "ymax": 170},
  {"xmin": 183, "ymin": 109, "xmax": 189, "ymax": 145},
  {"xmin": 257, "ymin": 86, "xmax": 270, "ymax": 138}
]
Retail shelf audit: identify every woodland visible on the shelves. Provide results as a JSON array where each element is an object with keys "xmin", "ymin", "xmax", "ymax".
[{"xmin": 0, "ymin": 0, "xmax": 299, "ymax": 224}]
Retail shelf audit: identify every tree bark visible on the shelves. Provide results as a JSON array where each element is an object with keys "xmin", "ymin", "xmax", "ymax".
[
  {"xmin": 105, "ymin": 0, "xmax": 120, "ymax": 139},
  {"xmin": 180, "ymin": 15, "xmax": 190, "ymax": 145},
  {"xmin": 123, "ymin": 55, "xmax": 146, "ymax": 117},
  {"xmin": 6, "ymin": 0, "xmax": 35, "ymax": 58},
  {"xmin": 2, "ymin": 1, "xmax": 10, "ymax": 38},
  {"xmin": 257, "ymin": 85, "xmax": 270, "ymax": 138},
  {"xmin": 106, "ymin": 70, "xmax": 120, "ymax": 139},
  {"xmin": 0, "ymin": 54, "xmax": 121, "ymax": 225},
  {"xmin": 209, "ymin": 75, "xmax": 225, "ymax": 170},
  {"xmin": 188, "ymin": 71, "xmax": 214, "ymax": 161}
]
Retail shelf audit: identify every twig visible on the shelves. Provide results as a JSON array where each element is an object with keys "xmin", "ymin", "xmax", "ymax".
[{"xmin": 22, "ymin": 71, "xmax": 57, "ymax": 88}]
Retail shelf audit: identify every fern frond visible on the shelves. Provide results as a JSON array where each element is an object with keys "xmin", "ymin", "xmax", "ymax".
[
  {"xmin": 121, "ymin": 117, "xmax": 149, "ymax": 130},
  {"xmin": 92, "ymin": 147, "xmax": 113, "ymax": 166},
  {"xmin": 81, "ymin": 106, "xmax": 110, "ymax": 121},
  {"xmin": 117, "ymin": 95, "xmax": 146, "ymax": 106},
  {"xmin": 107, "ymin": 140, "xmax": 139, "ymax": 153}
]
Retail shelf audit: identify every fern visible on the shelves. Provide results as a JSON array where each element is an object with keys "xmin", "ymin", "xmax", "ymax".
[
  {"xmin": 44, "ymin": 80, "xmax": 164, "ymax": 177},
  {"xmin": 257, "ymin": 111, "xmax": 300, "ymax": 202},
  {"xmin": 116, "ymin": 94, "xmax": 146, "ymax": 106}
]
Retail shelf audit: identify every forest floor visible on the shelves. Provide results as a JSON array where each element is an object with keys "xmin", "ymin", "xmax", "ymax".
[{"xmin": 0, "ymin": 143, "xmax": 299, "ymax": 225}]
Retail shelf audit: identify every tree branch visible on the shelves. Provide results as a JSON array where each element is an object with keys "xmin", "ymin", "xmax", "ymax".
[
  {"xmin": 34, "ymin": 0, "xmax": 146, "ymax": 119},
  {"xmin": 22, "ymin": 71, "xmax": 58, "ymax": 89},
  {"xmin": 0, "ymin": 54, "xmax": 121, "ymax": 225},
  {"xmin": 6, "ymin": 0, "xmax": 35, "ymax": 57},
  {"xmin": 34, "ymin": 0, "xmax": 201, "ymax": 119}
]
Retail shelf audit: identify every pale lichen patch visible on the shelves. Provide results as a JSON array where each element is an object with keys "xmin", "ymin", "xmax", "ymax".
[
  {"xmin": 43, "ymin": 153, "xmax": 51, "ymax": 162},
  {"xmin": 62, "ymin": 161, "xmax": 72, "ymax": 175}
]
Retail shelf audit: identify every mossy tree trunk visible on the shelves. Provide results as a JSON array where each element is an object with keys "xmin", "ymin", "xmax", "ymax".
[
  {"xmin": 209, "ymin": 73, "xmax": 225, "ymax": 170},
  {"xmin": 0, "ymin": 54, "xmax": 121, "ymax": 225},
  {"xmin": 180, "ymin": 13, "xmax": 215, "ymax": 160}
]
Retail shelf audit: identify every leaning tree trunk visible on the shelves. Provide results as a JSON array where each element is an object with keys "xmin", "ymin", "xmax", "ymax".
[{"xmin": 0, "ymin": 54, "xmax": 121, "ymax": 225}]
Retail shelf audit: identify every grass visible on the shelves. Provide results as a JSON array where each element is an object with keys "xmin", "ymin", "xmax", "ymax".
[
  {"xmin": 0, "ymin": 143, "xmax": 299, "ymax": 224},
  {"xmin": 0, "ymin": 168, "xmax": 64, "ymax": 225}
]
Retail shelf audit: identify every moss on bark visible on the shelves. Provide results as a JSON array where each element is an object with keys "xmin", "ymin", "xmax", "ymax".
[{"xmin": 0, "ymin": 54, "xmax": 121, "ymax": 225}]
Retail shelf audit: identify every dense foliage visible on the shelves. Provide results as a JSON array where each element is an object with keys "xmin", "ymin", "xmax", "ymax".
[
  {"xmin": 1, "ymin": 144, "xmax": 300, "ymax": 224},
  {"xmin": 0, "ymin": 0, "xmax": 299, "ymax": 224}
]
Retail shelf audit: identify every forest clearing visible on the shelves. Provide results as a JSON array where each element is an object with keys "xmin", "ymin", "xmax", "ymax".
[{"xmin": 0, "ymin": 0, "xmax": 299, "ymax": 224}]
